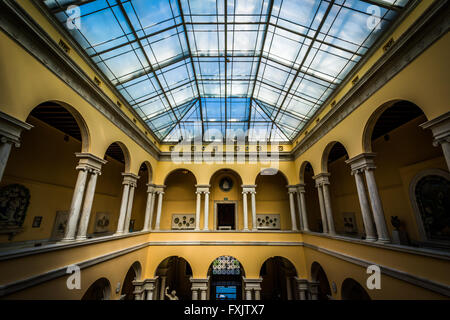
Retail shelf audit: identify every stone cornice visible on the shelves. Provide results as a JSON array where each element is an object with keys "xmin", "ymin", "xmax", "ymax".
[
  {"xmin": 0, "ymin": 110, "xmax": 33, "ymax": 146},
  {"xmin": 292, "ymin": 0, "xmax": 449, "ymax": 159}
]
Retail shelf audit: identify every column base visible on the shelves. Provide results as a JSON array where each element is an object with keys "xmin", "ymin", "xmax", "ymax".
[
  {"xmin": 365, "ymin": 236, "xmax": 377, "ymax": 242},
  {"xmin": 243, "ymin": 228, "xmax": 249, "ymax": 231},
  {"xmin": 75, "ymin": 236, "xmax": 87, "ymax": 241},
  {"xmin": 59, "ymin": 237, "xmax": 75, "ymax": 243},
  {"xmin": 377, "ymin": 238, "xmax": 391, "ymax": 244}
]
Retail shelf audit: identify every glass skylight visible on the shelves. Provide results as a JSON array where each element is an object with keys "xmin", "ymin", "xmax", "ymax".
[{"xmin": 43, "ymin": 0, "xmax": 410, "ymax": 142}]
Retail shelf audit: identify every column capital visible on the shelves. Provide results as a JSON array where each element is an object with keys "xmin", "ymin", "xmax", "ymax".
[
  {"xmin": 420, "ymin": 111, "xmax": 450, "ymax": 145},
  {"xmin": 312, "ymin": 173, "xmax": 330, "ymax": 186},
  {"xmin": 286, "ymin": 185, "xmax": 298, "ymax": 193},
  {"xmin": 345, "ymin": 152, "xmax": 377, "ymax": 172},
  {"xmin": 294, "ymin": 277, "xmax": 309, "ymax": 290},
  {"xmin": 189, "ymin": 277, "xmax": 209, "ymax": 290},
  {"xmin": 146, "ymin": 183, "xmax": 156, "ymax": 193},
  {"xmin": 296, "ymin": 183, "xmax": 306, "ymax": 193},
  {"xmin": 0, "ymin": 110, "xmax": 33, "ymax": 147},
  {"xmin": 122, "ymin": 172, "xmax": 140, "ymax": 187},
  {"xmin": 195, "ymin": 184, "xmax": 210, "ymax": 193},
  {"xmin": 242, "ymin": 185, "xmax": 256, "ymax": 193},
  {"xmin": 242, "ymin": 277, "xmax": 263, "ymax": 290},
  {"xmin": 75, "ymin": 152, "xmax": 107, "ymax": 172},
  {"xmin": 143, "ymin": 277, "xmax": 159, "ymax": 291}
]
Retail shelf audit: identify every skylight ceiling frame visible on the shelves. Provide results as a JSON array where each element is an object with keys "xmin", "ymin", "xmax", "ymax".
[
  {"xmin": 268, "ymin": 0, "xmax": 336, "ymax": 140},
  {"xmin": 115, "ymin": 0, "xmax": 182, "ymax": 137},
  {"xmin": 177, "ymin": 0, "xmax": 204, "ymax": 140},
  {"xmin": 42, "ymin": 0, "xmax": 412, "ymax": 144}
]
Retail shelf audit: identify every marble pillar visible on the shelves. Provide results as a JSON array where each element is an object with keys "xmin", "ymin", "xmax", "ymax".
[{"xmin": 287, "ymin": 186, "xmax": 298, "ymax": 231}]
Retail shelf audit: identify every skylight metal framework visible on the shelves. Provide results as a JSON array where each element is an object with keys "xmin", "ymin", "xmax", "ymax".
[{"xmin": 43, "ymin": 0, "xmax": 411, "ymax": 143}]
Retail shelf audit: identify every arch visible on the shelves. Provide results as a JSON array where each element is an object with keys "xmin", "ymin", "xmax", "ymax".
[
  {"xmin": 208, "ymin": 255, "xmax": 246, "ymax": 300},
  {"xmin": 208, "ymin": 255, "xmax": 246, "ymax": 277},
  {"xmin": 163, "ymin": 168, "xmax": 198, "ymax": 185},
  {"xmin": 81, "ymin": 277, "xmax": 111, "ymax": 300},
  {"xmin": 362, "ymin": 100, "xmax": 427, "ymax": 153},
  {"xmin": 153, "ymin": 255, "xmax": 194, "ymax": 278},
  {"xmin": 311, "ymin": 262, "xmax": 332, "ymax": 300},
  {"xmin": 299, "ymin": 161, "xmax": 315, "ymax": 184},
  {"xmin": 255, "ymin": 168, "xmax": 289, "ymax": 185},
  {"xmin": 321, "ymin": 141, "xmax": 349, "ymax": 173},
  {"xmin": 121, "ymin": 262, "xmax": 141, "ymax": 300},
  {"xmin": 27, "ymin": 101, "xmax": 91, "ymax": 153},
  {"xmin": 154, "ymin": 256, "xmax": 193, "ymax": 300},
  {"xmin": 259, "ymin": 256, "xmax": 298, "ymax": 300},
  {"xmin": 409, "ymin": 168, "xmax": 450, "ymax": 243},
  {"xmin": 341, "ymin": 278, "xmax": 371, "ymax": 300},
  {"xmin": 139, "ymin": 161, "xmax": 153, "ymax": 184},
  {"xmin": 103, "ymin": 141, "xmax": 131, "ymax": 173}
]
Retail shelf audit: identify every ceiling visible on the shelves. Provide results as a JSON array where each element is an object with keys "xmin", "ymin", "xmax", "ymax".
[{"xmin": 42, "ymin": 0, "xmax": 411, "ymax": 143}]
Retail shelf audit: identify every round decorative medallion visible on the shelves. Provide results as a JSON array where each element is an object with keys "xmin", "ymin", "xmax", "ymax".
[{"xmin": 219, "ymin": 177, "xmax": 233, "ymax": 192}]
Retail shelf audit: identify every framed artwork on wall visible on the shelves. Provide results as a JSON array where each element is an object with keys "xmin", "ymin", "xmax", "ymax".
[
  {"xmin": 94, "ymin": 212, "xmax": 110, "ymax": 234},
  {"xmin": 342, "ymin": 212, "xmax": 358, "ymax": 235},
  {"xmin": 32, "ymin": 216, "xmax": 42, "ymax": 228},
  {"xmin": 51, "ymin": 210, "xmax": 68, "ymax": 240}
]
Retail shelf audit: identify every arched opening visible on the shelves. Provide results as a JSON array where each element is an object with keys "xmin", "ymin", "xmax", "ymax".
[
  {"xmin": 363, "ymin": 101, "xmax": 446, "ymax": 246},
  {"xmin": 255, "ymin": 171, "xmax": 290, "ymax": 230},
  {"xmin": 85, "ymin": 142, "xmax": 129, "ymax": 237},
  {"xmin": 208, "ymin": 255, "xmax": 245, "ymax": 300},
  {"xmin": 154, "ymin": 256, "xmax": 193, "ymax": 300},
  {"xmin": 311, "ymin": 262, "xmax": 332, "ymax": 300},
  {"xmin": 323, "ymin": 142, "xmax": 363, "ymax": 238},
  {"xmin": 302, "ymin": 162, "xmax": 322, "ymax": 232},
  {"xmin": 81, "ymin": 278, "xmax": 111, "ymax": 300},
  {"xmin": 209, "ymin": 169, "xmax": 243, "ymax": 231},
  {"xmin": 409, "ymin": 169, "xmax": 450, "ymax": 245},
  {"xmin": 120, "ymin": 261, "xmax": 142, "ymax": 300},
  {"xmin": 162, "ymin": 169, "xmax": 197, "ymax": 230},
  {"xmin": 341, "ymin": 278, "xmax": 370, "ymax": 300},
  {"xmin": 0, "ymin": 102, "xmax": 89, "ymax": 245},
  {"xmin": 260, "ymin": 256, "xmax": 297, "ymax": 300},
  {"xmin": 128, "ymin": 162, "xmax": 152, "ymax": 232}
]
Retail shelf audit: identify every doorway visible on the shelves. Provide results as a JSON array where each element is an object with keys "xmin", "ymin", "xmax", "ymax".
[{"xmin": 216, "ymin": 203, "xmax": 236, "ymax": 230}]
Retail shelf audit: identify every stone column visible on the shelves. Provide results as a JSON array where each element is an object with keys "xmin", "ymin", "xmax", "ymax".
[
  {"xmin": 76, "ymin": 168, "xmax": 102, "ymax": 240},
  {"xmin": 62, "ymin": 165, "xmax": 88, "ymax": 241},
  {"xmin": 295, "ymin": 190, "xmax": 304, "ymax": 230},
  {"xmin": 143, "ymin": 184, "xmax": 155, "ymax": 232},
  {"xmin": 287, "ymin": 186, "xmax": 298, "ymax": 231},
  {"xmin": 297, "ymin": 184, "xmax": 309, "ymax": 231},
  {"xmin": 364, "ymin": 166, "xmax": 390, "ymax": 243},
  {"xmin": 143, "ymin": 277, "xmax": 158, "ymax": 300},
  {"xmin": 195, "ymin": 189, "xmax": 202, "ymax": 231},
  {"xmin": 347, "ymin": 164, "xmax": 377, "ymax": 241},
  {"xmin": 124, "ymin": 174, "xmax": 139, "ymax": 233},
  {"xmin": 295, "ymin": 277, "xmax": 309, "ymax": 300},
  {"xmin": 243, "ymin": 278, "xmax": 262, "ymax": 300},
  {"xmin": 320, "ymin": 174, "xmax": 336, "ymax": 235},
  {"xmin": 190, "ymin": 278, "xmax": 209, "ymax": 300},
  {"xmin": 420, "ymin": 112, "xmax": 450, "ymax": 171},
  {"xmin": 159, "ymin": 276, "xmax": 167, "ymax": 300},
  {"xmin": 314, "ymin": 176, "xmax": 328, "ymax": 234},
  {"xmin": 132, "ymin": 280, "xmax": 145, "ymax": 300},
  {"xmin": 203, "ymin": 190, "xmax": 210, "ymax": 231},
  {"xmin": 116, "ymin": 183, "xmax": 130, "ymax": 235},
  {"xmin": 154, "ymin": 186, "xmax": 166, "ymax": 230},
  {"xmin": 63, "ymin": 153, "xmax": 107, "ymax": 242},
  {"xmin": 242, "ymin": 189, "xmax": 249, "ymax": 231},
  {"xmin": 0, "ymin": 111, "xmax": 33, "ymax": 182},
  {"xmin": 250, "ymin": 190, "xmax": 257, "ymax": 231},
  {"xmin": 309, "ymin": 281, "xmax": 320, "ymax": 300},
  {"xmin": 286, "ymin": 277, "xmax": 293, "ymax": 300}
]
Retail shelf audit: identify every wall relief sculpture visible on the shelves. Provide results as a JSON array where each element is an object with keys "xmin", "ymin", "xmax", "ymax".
[{"xmin": 0, "ymin": 184, "xmax": 31, "ymax": 239}]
